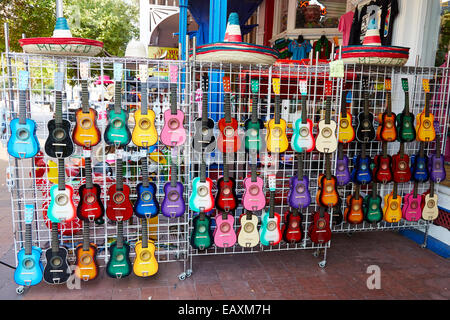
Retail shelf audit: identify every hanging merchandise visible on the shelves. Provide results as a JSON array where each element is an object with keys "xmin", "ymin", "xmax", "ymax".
[
  {"xmin": 338, "ymin": 11, "xmax": 355, "ymax": 46},
  {"xmin": 273, "ymin": 38, "xmax": 292, "ymax": 59},
  {"xmin": 313, "ymin": 35, "xmax": 332, "ymax": 60},
  {"xmin": 288, "ymin": 36, "xmax": 312, "ymax": 61}
]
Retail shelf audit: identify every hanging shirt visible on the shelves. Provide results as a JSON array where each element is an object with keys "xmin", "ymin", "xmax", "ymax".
[
  {"xmin": 339, "ymin": 11, "xmax": 355, "ymax": 46},
  {"xmin": 313, "ymin": 38, "xmax": 332, "ymax": 60},
  {"xmin": 379, "ymin": 0, "xmax": 399, "ymax": 46},
  {"xmin": 288, "ymin": 40, "xmax": 312, "ymax": 60}
]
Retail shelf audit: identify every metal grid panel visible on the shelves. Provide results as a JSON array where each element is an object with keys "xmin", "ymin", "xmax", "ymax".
[{"xmin": 2, "ymin": 53, "xmax": 191, "ymax": 270}]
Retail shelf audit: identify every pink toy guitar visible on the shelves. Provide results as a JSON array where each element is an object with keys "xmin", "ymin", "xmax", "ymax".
[
  {"xmin": 402, "ymin": 182, "xmax": 423, "ymax": 222},
  {"xmin": 214, "ymin": 212, "xmax": 237, "ymax": 248},
  {"xmin": 242, "ymin": 163, "xmax": 266, "ymax": 212},
  {"xmin": 160, "ymin": 65, "xmax": 186, "ymax": 146}
]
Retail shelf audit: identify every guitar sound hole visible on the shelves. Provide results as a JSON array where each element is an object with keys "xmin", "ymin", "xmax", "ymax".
[
  {"xmin": 381, "ymin": 163, "xmax": 388, "ymax": 170},
  {"xmin": 222, "ymin": 187, "xmax": 231, "ymax": 195},
  {"xmin": 56, "ymin": 194, "xmax": 68, "ymax": 206},
  {"xmin": 250, "ymin": 129, "xmax": 258, "ymax": 137},
  {"xmin": 113, "ymin": 119, "xmax": 122, "ymax": 129},
  {"xmin": 411, "ymin": 202, "xmax": 418, "ymax": 209},
  {"xmin": 220, "ymin": 222, "xmax": 231, "ymax": 233},
  {"xmin": 81, "ymin": 254, "xmax": 92, "ymax": 265},
  {"xmin": 168, "ymin": 118, "xmax": 180, "ymax": 130},
  {"xmin": 290, "ymin": 221, "xmax": 298, "ymax": 229},
  {"xmin": 249, "ymin": 185, "xmax": 260, "ymax": 196},
  {"xmin": 139, "ymin": 119, "xmax": 151, "ymax": 130},
  {"xmin": 80, "ymin": 118, "xmax": 92, "ymax": 130},
  {"xmin": 202, "ymin": 128, "xmax": 209, "ymax": 136},
  {"xmin": 427, "ymin": 200, "xmax": 435, "ymax": 208},
  {"xmin": 141, "ymin": 191, "xmax": 152, "ymax": 202},
  {"xmin": 399, "ymin": 162, "xmax": 406, "ymax": 170},
  {"xmin": 325, "ymin": 185, "xmax": 333, "ymax": 193},
  {"xmin": 418, "ymin": 163, "xmax": 424, "ymax": 169},
  {"xmin": 115, "ymin": 253, "xmax": 124, "ymax": 262},
  {"xmin": 23, "ymin": 258, "xmax": 35, "ymax": 269},
  {"xmin": 17, "ymin": 128, "xmax": 30, "ymax": 140},
  {"xmin": 244, "ymin": 222, "xmax": 254, "ymax": 233},
  {"xmin": 53, "ymin": 128, "xmax": 66, "ymax": 141},
  {"xmin": 404, "ymin": 122, "xmax": 410, "ymax": 128},
  {"xmin": 51, "ymin": 256, "xmax": 62, "ymax": 267},
  {"xmin": 296, "ymin": 184, "xmax": 305, "ymax": 194},
  {"xmin": 168, "ymin": 191, "xmax": 179, "ymax": 201},
  {"xmin": 267, "ymin": 221, "xmax": 276, "ymax": 231},
  {"xmin": 140, "ymin": 251, "xmax": 151, "ymax": 261},
  {"xmin": 300, "ymin": 127, "xmax": 309, "ymax": 137},
  {"xmin": 113, "ymin": 192, "xmax": 125, "ymax": 204},
  {"xmin": 198, "ymin": 225, "xmax": 206, "ymax": 233},
  {"xmin": 386, "ymin": 121, "xmax": 393, "ymax": 129},
  {"xmin": 371, "ymin": 204, "xmax": 378, "ymax": 210},
  {"xmin": 390, "ymin": 202, "xmax": 398, "ymax": 210},
  {"xmin": 84, "ymin": 193, "xmax": 96, "ymax": 205},
  {"xmin": 361, "ymin": 164, "xmax": 367, "ymax": 170},
  {"xmin": 317, "ymin": 218, "xmax": 326, "ymax": 229},
  {"xmin": 363, "ymin": 121, "xmax": 369, "ymax": 128},
  {"xmin": 272, "ymin": 128, "xmax": 282, "ymax": 138},
  {"xmin": 198, "ymin": 186, "xmax": 208, "ymax": 197},
  {"xmin": 353, "ymin": 204, "xmax": 361, "ymax": 211},
  {"xmin": 423, "ymin": 120, "xmax": 431, "ymax": 129},
  {"xmin": 322, "ymin": 128, "xmax": 332, "ymax": 138},
  {"xmin": 224, "ymin": 127, "xmax": 235, "ymax": 137},
  {"xmin": 338, "ymin": 164, "xmax": 345, "ymax": 171},
  {"xmin": 435, "ymin": 163, "xmax": 441, "ymax": 169},
  {"xmin": 340, "ymin": 119, "xmax": 348, "ymax": 128}
]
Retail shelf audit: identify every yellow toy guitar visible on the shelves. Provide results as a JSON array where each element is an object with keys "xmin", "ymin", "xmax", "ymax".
[
  {"xmin": 416, "ymin": 79, "xmax": 435, "ymax": 142},
  {"xmin": 132, "ymin": 64, "xmax": 158, "ymax": 147},
  {"xmin": 383, "ymin": 183, "xmax": 402, "ymax": 223},
  {"xmin": 266, "ymin": 78, "xmax": 288, "ymax": 153},
  {"xmin": 133, "ymin": 217, "xmax": 158, "ymax": 277}
]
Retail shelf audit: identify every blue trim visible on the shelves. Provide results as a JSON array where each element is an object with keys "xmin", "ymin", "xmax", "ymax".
[{"xmin": 399, "ymin": 229, "xmax": 450, "ymax": 258}]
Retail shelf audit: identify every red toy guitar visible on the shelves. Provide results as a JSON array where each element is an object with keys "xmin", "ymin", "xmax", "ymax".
[
  {"xmin": 309, "ymin": 206, "xmax": 331, "ymax": 244},
  {"xmin": 215, "ymin": 154, "xmax": 238, "ymax": 212},
  {"xmin": 106, "ymin": 156, "xmax": 133, "ymax": 221},
  {"xmin": 218, "ymin": 76, "xmax": 241, "ymax": 153},
  {"xmin": 392, "ymin": 142, "xmax": 411, "ymax": 183},
  {"xmin": 373, "ymin": 142, "xmax": 393, "ymax": 183},
  {"xmin": 282, "ymin": 208, "xmax": 302, "ymax": 244}
]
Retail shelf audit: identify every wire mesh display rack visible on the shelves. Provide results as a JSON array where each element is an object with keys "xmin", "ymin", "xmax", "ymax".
[{"xmin": 1, "ymin": 52, "xmax": 192, "ymax": 287}]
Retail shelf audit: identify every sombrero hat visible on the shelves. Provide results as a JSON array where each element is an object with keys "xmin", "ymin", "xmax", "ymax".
[{"xmin": 191, "ymin": 12, "xmax": 279, "ymax": 65}]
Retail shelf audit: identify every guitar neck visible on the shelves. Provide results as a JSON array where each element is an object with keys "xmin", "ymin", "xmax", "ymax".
[
  {"xmin": 250, "ymin": 163, "xmax": 257, "ymax": 182},
  {"xmin": 340, "ymin": 91, "xmax": 347, "ymax": 118},
  {"xmin": 251, "ymin": 93, "xmax": 258, "ymax": 122},
  {"xmin": 200, "ymin": 161, "xmax": 206, "ymax": 183},
  {"xmin": 117, "ymin": 221, "xmax": 124, "ymax": 249},
  {"xmin": 372, "ymin": 182, "xmax": 377, "ymax": 199},
  {"xmin": 141, "ymin": 156, "xmax": 149, "ymax": 188},
  {"xmin": 274, "ymin": 95, "xmax": 281, "ymax": 124},
  {"xmin": 116, "ymin": 158, "xmax": 124, "ymax": 190},
  {"xmin": 142, "ymin": 217, "xmax": 148, "ymax": 249},
  {"xmin": 223, "ymin": 153, "xmax": 229, "ymax": 182},
  {"xmin": 430, "ymin": 180, "xmax": 435, "ymax": 197},
  {"xmin": 269, "ymin": 191, "xmax": 275, "ymax": 219},
  {"xmin": 393, "ymin": 182, "xmax": 398, "ymax": 199},
  {"xmin": 170, "ymin": 83, "xmax": 177, "ymax": 115},
  {"xmin": 419, "ymin": 142, "xmax": 425, "ymax": 158},
  {"xmin": 85, "ymin": 157, "xmax": 93, "ymax": 189},
  {"xmin": 297, "ymin": 153, "xmax": 304, "ymax": 179},
  {"xmin": 82, "ymin": 221, "xmax": 90, "ymax": 251},
  {"xmin": 81, "ymin": 80, "xmax": 90, "ymax": 113},
  {"xmin": 325, "ymin": 153, "xmax": 331, "ymax": 180},
  {"xmin": 354, "ymin": 184, "xmax": 360, "ymax": 200},
  {"xmin": 224, "ymin": 91, "xmax": 231, "ymax": 123},
  {"xmin": 386, "ymin": 92, "xmax": 392, "ymax": 116},
  {"xmin": 25, "ymin": 223, "xmax": 32, "ymax": 255},
  {"xmin": 338, "ymin": 143, "xmax": 343, "ymax": 160},
  {"xmin": 51, "ymin": 222, "xmax": 59, "ymax": 253},
  {"xmin": 58, "ymin": 158, "xmax": 65, "ymax": 191},
  {"xmin": 141, "ymin": 81, "xmax": 148, "ymax": 115},
  {"xmin": 55, "ymin": 90, "xmax": 63, "ymax": 125},
  {"xmin": 361, "ymin": 142, "xmax": 367, "ymax": 159},
  {"xmin": 114, "ymin": 81, "xmax": 122, "ymax": 114},
  {"xmin": 18, "ymin": 90, "xmax": 27, "ymax": 124},
  {"xmin": 301, "ymin": 96, "xmax": 307, "ymax": 124},
  {"xmin": 382, "ymin": 141, "xmax": 387, "ymax": 157},
  {"xmin": 170, "ymin": 162, "xmax": 177, "ymax": 188},
  {"xmin": 399, "ymin": 142, "xmax": 405, "ymax": 157},
  {"xmin": 202, "ymin": 87, "xmax": 208, "ymax": 126},
  {"xmin": 325, "ymin": 97, "xmax": 331, "ymax": 124},
  {"xmin": 425, "ymin": 93, "xmax": 430, "ymax": 117},
  {"xmin": 413, "ymin": 181, "xmax": 418, "ymax": 198},
  {"xmin": 436, "ymin": 135, "xmax": 441, "ymax": 157}
]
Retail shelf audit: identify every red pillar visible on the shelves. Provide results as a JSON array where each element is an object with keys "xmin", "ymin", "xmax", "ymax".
[{"xmin": 263, "ymin": 0, "xmax": 275, "ymax": 46}]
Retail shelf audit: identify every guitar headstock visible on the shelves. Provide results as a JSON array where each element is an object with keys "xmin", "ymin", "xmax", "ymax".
[
  {"xmin": 346, "ymin": 91, "xmax": 352, "ymax": 103},
  {"xmin": 222, "ymin": 76, "xmax": 231, "ymax": 93},
  {"xmin": 201, "ymin": 74, "xmax": 209, "ymax": 92},
  {"xmin": 325, "ymin": 80, "xmax": 333, "ymax": 96},
  {"xmin": 18, "ymin": 70, "xmax": 29, "ymax": 91},
  {"xmin": 138, "ymin": 64, "xmax": 149, "ymax": 83},
  {"xmin": 80, "ymin": 62, "xmax": 89, "ymax": 80},
  {"xmin": 261, "ymin": 152, "xmax": 279, "ymax": 180},
  {"xmin": 401, "ymin": 78, "xmax": 409, "ymax": 92},
  {"xmin": 54, "ymin": 72, "xmax": 64, "ymax": 91},
  {"xmin": 385, "ymin": 79, "xmax": 392, "ymax": 91},
  {"xmin": 268, "ymin": 174, "xmax": 276, "ymax": 192},
  {"xmin": 251, "ymin": 79, "xmax": 259, "ymax": 94},
  {"xmin": 24, "ymin": 204, "xmax": 34, "ymax": 224},
  {"xmin": 113, "ymin": 62, "xmax": 123, "ymax": 82},
  {"xmin": 169, "ymin": 64, "xmax": 178, "ymax": 84},
  {"xmin": 362, "ymin": 78, "xmax": 369, "ymax": 90},
  {"xmin": 422, "ymin": 79, "xmax": 430, "ymax": 93},
  {"xmin": 272, "ymin": 78, "xmax": 281, "ymax": 95},
  {"xmin": 299, "ymin": 80, "xmax": 308, "ymax": 96}
]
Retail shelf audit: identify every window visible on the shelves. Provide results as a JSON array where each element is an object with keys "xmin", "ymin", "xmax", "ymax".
[{"xmin": 295, "ymin": 0, "xmax": 347, "ymax": 29}]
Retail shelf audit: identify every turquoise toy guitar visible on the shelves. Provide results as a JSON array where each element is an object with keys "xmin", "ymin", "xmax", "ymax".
[
  {"xmin": 259, "ymin": 175, "xmax": 282, "ymax": 246},
  {"xmin": 14, "ymin": 204, "xmax": 44, "ymax": 287},
  {"xmin": 7, "ymin": 70, "xmax": 40, "ymax": 159}
]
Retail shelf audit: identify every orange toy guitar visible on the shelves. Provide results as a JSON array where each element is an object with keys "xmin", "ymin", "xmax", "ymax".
[
  {"xmin": 344, "ymin": 184, "xmax": 364, "ymax": 224},
  {"xmin": 416, "ymin": 79, "xmax": 436, "ymax": 142},
  {"xmin": 74, "ymin": 221, "xmax": 98, "ymax": 281},
  {"xmin": 316, "ymin": 153, "xmax": 339, "ymax": 208},
  {"xmin": 217, "ymin": 76, "xmax": 241, "ymax": 153},
  {"xmin": 266, "ymin": 78, "xmax": 288, "ymax": 153},
  {"xmin": 377, "ymin": 79, "xmax": 397, "ymax": 142},
  {"xmin": 383, "ymin": 182, "xmax": 402, "ymax": 223}
]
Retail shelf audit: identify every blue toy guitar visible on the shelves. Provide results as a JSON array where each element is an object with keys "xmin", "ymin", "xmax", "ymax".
[
  {"xmin": 411, "ymin": 142, "xmax": 429, "ymax": 182},
  {"xmin": 134, "ymin": 151, "xmax": 160, "ymax": 218},
  {"xmin": 7, "ymin": 70, "xmax": 40, "ymax": 159},
  {"xmin": 351, "ymin": 142, "xmax": 372, "ymax": 184},
  {"xmin": 14, "ymin": 204, "xmax": 44, "ymax": 287}
]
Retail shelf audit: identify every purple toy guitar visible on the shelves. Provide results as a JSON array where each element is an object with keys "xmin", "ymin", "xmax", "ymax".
[
  {"xmin": 402, "ymin": 182, "xmax": 423, "ymax": 222},
  {"xmin": 428, "ymin": 127, "xmax": 446, "ymax": 183},
  {"xmin": 335, "ymin": 143, "xmax": 351, "ymax": 186},
  {"xmin": 161, "ymin": 160, "xmax": 185, "ymax": 218},
  {"xmin": 214, "ymin": 212, "xmax": 237, "ymax": 248},
  {"xmin": 288, "ymin": 152, "xmax": 311, "ymax": 209}
]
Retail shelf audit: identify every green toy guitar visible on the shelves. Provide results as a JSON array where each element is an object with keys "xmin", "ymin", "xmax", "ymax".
[{"xmin": 106, "ymin": 221, "xmax": 132, "ymax": 278}]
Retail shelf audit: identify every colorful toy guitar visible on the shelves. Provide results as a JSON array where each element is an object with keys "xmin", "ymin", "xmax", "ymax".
[
  {"xmin": 282, "ymin": 208, "xmax": 302, "ymax": 244},
  {"xmin": 215, "ymin": 154, "xmax": 238, "ymax": 212},
  {"xmin": 242, "ymin": 163, "xmax": 266, "ymax": 212},
  {"xmin": 43, "ymin": 222, "xmax": 71, "ymax": 284},
  {"xmin": 160, "ymin": 64, "xmax": 186, "ymax": 146},
  {"xmin": 422, "ymin": 181, "xmax": 439, "ymax": 221},
  {"xmin": 373, "ymin": 142, "xmax": 393, "ymax": 184},
  {"xmin": 266, "ymin": 78, "xmax": 288, "ymax": 153},
  {"xmin": 237, "ymin": 211, "xmax": 259, "ymax": 248},
  {"xmin": 411, "ymin": 142, "xmax": 428, "ymax": 182},
  {"xmin": 356, "ymin": 79, "xmax": 376, "ymax": 142},
  {"xmin": 351, "ymin": 142, "xmax": 372, "ymax": 184},
  {"xmin": 72, "ymin": 61, "xmax": 101, "ymax": 148},
  {"xmin": 338, "ymin": 90, "xmax": 355, "ymax": 144},
  {"xmin": 316, "ymin": 153, "xmax": 339, "ymax": 208},
  {"xmin": 309, "ymin": 206, "xmax": 331, "ymax": 244},
  {"xmin": 189, "ymin": 161, "xmax": 214, "ymax": 213},
  {"xmin": 132, "ymin": 63, "xmax": 158, "ymax": 147},
  {"xmin": 48, "ymin": 158, "xmax": 76, "ymax": 223},
  {"xmin": 335, "ymin": 143, "xmax": 351, "ymax": 186},
  {"xmin": 288, "ymin": 152, "xmax": 311, "ymax": 209},
  {"xmin": 392, "ymin": 142, "xmax": 411, "ymax": 183},
  {"xmin": 383, "ymin": 183, "xmax": 402, "ymax": 223},
  {"xmin": 416, "ymin": 79, "xmax": 436, "ymax": 142},
  {"xmin": 344, "ymin": 184, "xmax": 364, "ymax": 224},
  {"xmin": 402, "ymin": 182, "xmax": 423, "ymax": 222},
  {"xmin": 7, "ymin": 70, "xmax": 40, "ymax": 159},
  {"xmin": 74, "ymin": 221, "xmax": 98, "ymax": 281},
  {"xmin": 377, "ymin": 79, "xmax": 397, "ymax": 142},
  {"xmin": 429, "ymin": 133, "xmax": 446, "ymax": 183},
  {"xmin": 45, "ymin": 71, "xmax": 74, "ymax": 158},
  {"xmin": 244, "ymin": 79, "xmax": 264, "ymax": 153},
  {"xmin": 363, "ymin": 182, "xmax": 382, "ymax": 223},
  {"xmin": 292, "ymin": 80, "xmax": 315, "ymax": 152},
  {"xmin": 192, "ymin": 74, "xmax": 216, "ymax": 153},
  {"xmin": 106, "ymin": 221, "xmax": 132, "ymax": 278},
  {"xmin": 396, "ymin": 78, "xmax": 416, "ymax": 142},
  {"xmin": 259, "ymin": 176, "xmax": 282, "ymax": 246},
  {"xmin": 134, "ymin": 153, "xmax": 159, "ymax": 218},
  {"xmin": 214, "ymin": 212, "xmax": 237, "ymax": 248},
  {"xmin": 106, "ymin": 156, "xmax": 133, "ymax": 221},
  {"xmin": 77, "ymin": 154, "xmax": 104, "ymax": 221},
  {"xmin": 133, "ymin": 218, "xmax": 158, "ymax": 276},
  {"xmin": 218, "ymin": 76, "xmax": 241, "ymax": 153},
  {"xmin": 161, "ymin": 157, "xmax": 185, "ymax": 218},
  {"xmin": 315, "ymin": 81, "xmax": 337, "ymax": 153},
  {"xmin": 14, "ymin": 204, "xmax": 43, "ymax": 287},
  {"xmin": 191, "ymin": 211, "xmax": 213, "ymax": 250},
  {"xmin": 104, "ymin": 63, "xmax": 131, "ymax": 147}
]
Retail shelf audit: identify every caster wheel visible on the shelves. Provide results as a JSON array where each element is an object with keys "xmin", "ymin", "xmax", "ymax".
[
  {"xmin": 186, "ymin": 269, "xmax": 192, "ymax": 278},
  {"xmin": 346, "ymin": 232, "xmax": 353, "ymax": 237},
  {"xmin": 318, "ymin": 261, "xmax": 326, "ymax": 268},
  {"xmin": 178, "ymin": 273, "xmax": 186, "ymax": 281},
  {"xmin": 16, "ymin": 286, "xmax": 24, "ymax": 295},
  {"xmin": 421, "ymin": 244, "xmax": 426, "ymax": 249},
  {"xmin": 312, "ymin": 250, "xmax": 319, "ymax": 258}
]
